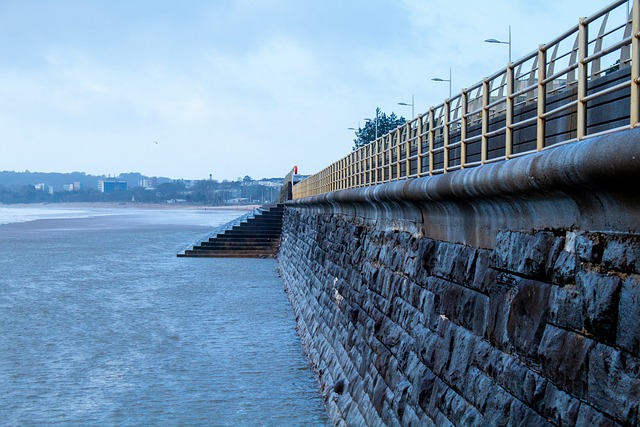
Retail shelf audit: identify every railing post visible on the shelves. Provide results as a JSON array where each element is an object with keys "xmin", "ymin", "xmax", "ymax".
[
  {"xmin": 333, "ymin": 161, "xmax": 337, "ymax": 192},
  {"xmin": 386, "ymin": 135, "xmax": 392, "ymax": 182},
  {"xmin": 365, "ymin": 145, "xmax": 370, "ymax": 186},
  {"xmin": 461, "ymin": 90, "xmax": 468, "ymax": 168},
  {"xmin": 343, "ymin": 158, "xmax": 347, "ymax": 190},
  {"xmin": 417, "ymin": 114, "xmax": 424, "ymax": 176},
  {"xmin": 632, "ymin": 0, "xmax": 640, "ymax": 127},
  {"xmin": 428, "ymin": 107, "xmax": 435, "ymax": 175},
  {"xmin": 577, "ymin": 17, "xmax": 588, "ymax": 140},
  {"xmin": 350, "ymin": 152, "xmax": 355, "ymax": 188},
  {"xmin": 396, "ymin": 127, "xmax": 402, "ymax": 180},
  {"xmin": 372, "ymin": 139, "xmax": 378, "ymax": 185},
  {"xmin": 481, "ymin": 78, "xmax": 489, "ymax": 163},
  {"xmin": 444, "ymin": 98, "xmax": 450, "ymax": 172},
  {"xmin": 405, "ymin": 122, "xmax": 411, "ymax": 178},
  {"xmin": 356, "ymin": 149, "xmax": 361, "ymax": 187},
  {"xmin": 537, "ymin": 44, "xmax": 547, "ymax": 150},
  {"xmin": 506, "ymin": 64, "xmax": 514, "ymax": 157}
]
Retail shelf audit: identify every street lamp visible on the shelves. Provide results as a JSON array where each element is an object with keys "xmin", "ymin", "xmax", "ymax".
[
  {"xmin": 431, "ymin": 67, "xmax": 452, "ymax": 99},
  {"xmin": 397, "ymin": 94, "xmax": 415, "ymax": 118},
  {"xmin": 485, "ymin": 25, "xmax": 512, "ymax": 63}
]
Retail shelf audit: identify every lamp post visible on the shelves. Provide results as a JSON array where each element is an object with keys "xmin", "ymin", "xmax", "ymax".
[
  {"xmin": 485, "ymin": 25, "xmax": 512, "ymax": 63},
  {"xmin": 397, "ymin": 94, "xmax": 415, "ymax": 118},
  {"xmin": 431, "ymin": 67, "xmax": 452, "ymax": 99}
]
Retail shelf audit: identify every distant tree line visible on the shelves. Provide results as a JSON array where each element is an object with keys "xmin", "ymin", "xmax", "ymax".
[{"xmin": 0, "ymin": 174, "xmax": 283, "ymax": 206}]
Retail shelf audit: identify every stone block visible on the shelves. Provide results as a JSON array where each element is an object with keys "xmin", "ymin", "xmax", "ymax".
[
  {"xmin": 602, "ymin": 234, "xmax": 640, "ymax": 274},
  {"xmin": 548, "ymin": 285, "xmax": 584, "ymax": 332},
  {"xmin": 414, "ymin": 366, "xmax": 437, "ymax": 412},
  {"xmin": 508, "ymin": 399, "xmax": 551, "ymax": 427},
  {"xmin": 491, "ymin": 230, "xmax": 564, "ymax": 281},
  {"xmin": 576, "ymin": 403, "xmax": 621, "ymax": 427},
  {"xmin": 391, "ymin": 379, "xmax": 412, "ymax": 423},
  {"xmin": 477, "ymin": 382, "xmax": 514, "ymax": 426},
  {"xmin": 486, "ymin": 278, "xmax": 517, "ymax": 350},
  {"xmin": 506, "ymin": 276, "xmax": 551, "ymax": 358},
  {"xmin": 498, "ymin": 356, "xmax": 529, "ymax": 403},
  {"xmin": 419, "ymin": 238, "xmax": 438, "ymax": 275},
  {"xmin": 588, "ymin": 342, "xmax": 640, "ymax": 425},
  {"xmin": 403, "ymin": 251, "xmax": 419, "ymax": 280},
  {"xmin": 443, "ymin": 327, "xmax": 476, "ymax": 388},
  {"xmin": 552, "ymin": 249, "xmax": 577, "ymax": 285},
  {"xmin": 486, "ymin": 273, "xmax": 551, "ymax": 356},
  {"xmin": 618, "ymin": 274, "xmax": 640, "ymax": 356},
  {"xmin": 532, "ymin": 380, "xmax": 581, "ymax": 426},
  {"xmin": 470, "ymin": 248, "xmax": 497, "ymax": 294},
  {"xmin": 538, "ymin": 325, "xmax": 594, "ymax": 398},
  {"xmin": 575, "ymin": 233, "xmax": 604, "ymax": 263},
  {"xmin": 431, "ymin": 242, "xmax": 477, "ymax": 285},
  {"xmin": 577, "ymin": 271, "xmax": 621, "ymax": 344},
  {"xmin": 433, "ymin": 279, "xmax": 488, "ymax": 336},
  {"xmin": 438, "ymin": 388, "xmax": 475, "ymax": 426},
  {"xmin": 522, "ymin": 369, "xmax": 547, "ymax": 406},
  {"xmin": 371, "ymin": 373, "xmax": 390, "ymax": 416}
]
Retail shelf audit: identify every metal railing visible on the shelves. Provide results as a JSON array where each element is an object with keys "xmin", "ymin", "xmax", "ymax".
[{"xmin": 293, "ymin": 0, "xmax": 639, "ymax": 199}]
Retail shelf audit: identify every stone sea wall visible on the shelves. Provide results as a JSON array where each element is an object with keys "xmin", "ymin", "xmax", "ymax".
[{"xmin": 278, "ymin": 209, "xmax": 640, "ymax": 426}]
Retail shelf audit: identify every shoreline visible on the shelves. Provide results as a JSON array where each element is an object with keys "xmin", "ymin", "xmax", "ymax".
[{"xmin": 0, "ymin": 202, "xmax": 261, "ymax": 211}]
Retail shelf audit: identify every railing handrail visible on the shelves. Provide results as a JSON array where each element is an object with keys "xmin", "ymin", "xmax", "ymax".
[{"xmin": 293, "ymin": 0, "xmax": 639, "ymax": 200}]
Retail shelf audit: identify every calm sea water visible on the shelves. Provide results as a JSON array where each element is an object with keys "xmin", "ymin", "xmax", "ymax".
[{"xmin": 0, "ymin": 206, "xmax": 327, "ymax": 426}]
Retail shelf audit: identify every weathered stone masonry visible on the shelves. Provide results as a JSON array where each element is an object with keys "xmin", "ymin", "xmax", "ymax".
[{"xmin": 278, "ymin": 132, "xmax": 640, "ymax": 426}]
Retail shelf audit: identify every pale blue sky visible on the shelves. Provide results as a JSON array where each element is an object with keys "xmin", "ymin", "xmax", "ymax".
[{"xmin": 0, "ymin": 0, "xmax": 606, "ymax": 180}]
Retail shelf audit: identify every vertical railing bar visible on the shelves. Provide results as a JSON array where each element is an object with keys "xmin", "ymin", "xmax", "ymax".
[
  {"xmin": 417, "ymin": 114, "xmax": 424, "ymax": 176},
  {"xmin": 481, "ymin": 79, "xmax": 489, "ymax": 163},
  {"xmin": 537, "ymin": 44, "xmax": 547, "ymax": 150},
  {"xmin": 404, "ymin": 122, "xmax": 411, "ymax": 178},
  {"xmin": 577, "ymin": 17, "xmax": 588, "ymax": 139},
  {"xmin": 428, "ymin": 107, "xmax": 435, "ymax": 175},
  {"xmin": 506, "ymin": 63, "xmax": 514, "ymax": 157},
  {"xmin": 356, "ymin": 150, "xmax": 362, "ymax": 187},
  {"xmin": 373, "ymin": 139, "xmax": 378, "ymax": 185},
  {"xmin": 396, "ymin": 127, "xmax": 402, "ymax": 180},
  {"xmin": 461, "ymin": 90, "xmax": 468, "ymax": 167},
  {"xmin": 632, "ymin": 0, "xmax": 640, "ymax": 126},
  {"xmin": 347, "ymin": 154, "xmax": 352, "ymax": 189},
  {"xmin": 444, "ymin": 99, "xmax": 450, "ymax": 172}
]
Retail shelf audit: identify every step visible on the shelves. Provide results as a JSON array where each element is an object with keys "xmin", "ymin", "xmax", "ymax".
[
  {"xmin": 223, "ymin": 230, "xmax": 281, "ymax": 237},
  {"xmin": 198, "ymin": 242, "xmax": 278, "ymax": 251},
  {"xmin": 186, "ymin": 245, "xmax": 279, "ymax": 252},
  {"xmin": 178, "ymin": 250, "xmax": 277, "ymax": 258},
  {"xmin": 178, "ymin": 205, "xmax": 285, "ymax": 258},
  {"xmin": 210, "ymin": 236, "xmax": 280, "ymax": 243},
  {"xmin": 232, "ymin": 222, "xmax": 282, "ymax": 229},
  {"xmin": 246, "ymin": 216, "xmax": 283, "ymax": 222}
]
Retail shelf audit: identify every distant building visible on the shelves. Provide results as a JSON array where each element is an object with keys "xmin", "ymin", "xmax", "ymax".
[
  {"xmin": 174, "ymin": 179, "xmax": 193, "ymax": 188},
  {"xmin": 63, "ymin": 182, "xmax": 81, "ymax": 192},
  {"xmin": 137, "ymin": 178, "xmax": 158, "ymax": 189},
  {"xmin": 98, "ymin": 180, "xmax": 128, "ymax": 194},
  {"xmin": 257, "ymin": 178, "xmax": 284, "ymax": 187},
  {"xmin": 34, "ymin": 183, "xmax": 54, "ymax": 194}
]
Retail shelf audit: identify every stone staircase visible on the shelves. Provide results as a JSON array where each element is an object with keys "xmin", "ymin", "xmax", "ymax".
[{"xmin": 178, "ymin": 205, "xmax": 284, "ymax": 258}]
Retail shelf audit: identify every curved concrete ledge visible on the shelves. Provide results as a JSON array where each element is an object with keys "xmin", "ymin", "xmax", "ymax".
[{"xmin": 288, "ymin": 128, "xmax": 640, "ymax": 248}]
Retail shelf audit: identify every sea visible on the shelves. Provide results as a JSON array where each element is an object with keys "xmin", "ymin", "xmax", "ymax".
[{"xmin": 0, "ymin": 205, "xmax": 328, "ymax": 426}]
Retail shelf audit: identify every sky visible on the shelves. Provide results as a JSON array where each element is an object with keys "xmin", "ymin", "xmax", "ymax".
[{"xmin": 0, "ymin": 0, "xmax": 608, "ymax": 181}]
